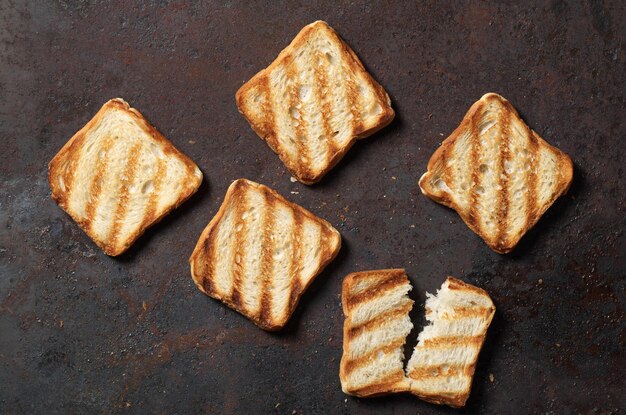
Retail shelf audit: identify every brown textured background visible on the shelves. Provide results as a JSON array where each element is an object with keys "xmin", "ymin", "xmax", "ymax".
[{"xmin": 1, "ymin": 1, "xmax": 624, "ymax": 414}]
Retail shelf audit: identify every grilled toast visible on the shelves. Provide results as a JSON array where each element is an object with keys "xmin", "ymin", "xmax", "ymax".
[
  {"xmin": 340, "ymin": 272, "xmax": 494, "ymax": 407},
  {"xmin": 189, "ymin": 179, "xmax": 341, "ymax": 331},
  {"xmin": 48, "ymin": 98, "xmax": 202, "ymax": 256},
  {"xmin": 419, "ymin": 93, "xmax": 574, "ymax": 253},
  {"xmin": 236, "ymin": 20, "xmax": 394, "ymax": 184},
  {"xmin": 406, "ymin": 277, "xmax": 495, "ymax": 408},
  {"xmin": 340, "ymin": 269, "xmax": 414, "ymax": 397}
]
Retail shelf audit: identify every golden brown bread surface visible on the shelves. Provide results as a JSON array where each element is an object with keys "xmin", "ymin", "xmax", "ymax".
[
  {"xmin": 419, "ymin": 93, "xmax": 574, "ymax": 253},
  {"xmin": 48, "ymin": 98, "xmax": 202, "ymax": 256},
  {"xmin": 236, "ymin": 20, "xmax": 394, "ymax": 184},
  {"xmin": 189, "ymin": 179, "xmax": 341, "ymax": 331},
  {"xmin": 340, "ymin": 271, "xmax": 495, "ymax": 408}
]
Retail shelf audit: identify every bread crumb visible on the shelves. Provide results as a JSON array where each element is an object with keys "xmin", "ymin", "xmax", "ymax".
[
  {"xmin": 538, "ymin": 279, "xmax": 543, "ymax": 285},
  {"xmin": 290, "ymin": 176, "xmax": 297, "ymax": 182},
  {"xmin": 290, "ymin": 191, "xmax": 299, "ymax": 195},
  {"xmin": 391, "ymin": 176, "xmax": 396, "ymax": 180},
  {"xmin": 59, "ymin": 320, "xmax": 64, "ymax": 328},
  {"xmin": 188, "ymin": 140, "xmax": 196, "ymax": 144},
  {"xmin": 489, "ymin": 373, "xmax": 495, "ymax": 382},
  {"xmin": 410, "ymin": 224, "xmax": 415, "ymax": 228},
  {"xmin": 142, "ymin": 301, "xmax": 148, "ymax": 311},
  {"xmin": 275, "ymin": 403, "xmax": 280, "ymax": 408}
]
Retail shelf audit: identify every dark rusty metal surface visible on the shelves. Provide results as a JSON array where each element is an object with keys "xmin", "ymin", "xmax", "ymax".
[{"xmin": 1, "ymin": 1, "xmax": 625, "ymax": 414}]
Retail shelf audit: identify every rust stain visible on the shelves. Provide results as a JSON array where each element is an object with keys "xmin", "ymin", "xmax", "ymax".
[{"xmin": 112, "ymin": 326, "xmax": 277, "ymax": 408}]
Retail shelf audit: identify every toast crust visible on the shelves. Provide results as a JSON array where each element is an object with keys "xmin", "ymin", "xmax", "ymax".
[
  {"xmin": 419, "ymin": 93, "xmax": 574, "ymax": 253},
  {"xmin": 344, "ymin": 374, "xmax": 410, "ymax": 398},
  {"xmin": 445, "ymin": 276, "xmax": 493, "ymax": 298},
  {"xmin": 48, "ymin": 98, "xmax": 202, "ymax": 256},
  {"xmin": 189, "ymin": 179, "xmax": 341, "ymax": 331},
  {"xmin": 236, "ymin": 21, "xmax": 394, "ymax": 184}
]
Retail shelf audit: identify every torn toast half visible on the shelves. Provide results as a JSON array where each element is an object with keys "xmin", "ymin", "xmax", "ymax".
[
  {"xmin": 405, "ymin": 277, "xmax": 495, "ymax": 407},
  {"xmin": 340, "ymin": 269, "xmax": 414, "ymax": 397}
]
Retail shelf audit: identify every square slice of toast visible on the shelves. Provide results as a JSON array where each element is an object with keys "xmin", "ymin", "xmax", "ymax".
[
  {"xmin": 419, "ymin": 93, "xmax": 574, "ymax": 253},
  {"xmin": 340, "ymin": 271, "xmax": 495, "ymax": 408},
  {"xmin": 48, "ymin": 98, "xmax": 202, "ymax": 256},
  {"xmin": 189, "ymin": 179, "xmax": 341, "ymax": 331},
  {"xmin": 236, "ymin": 20, "xmax": 395, "ymax": 184}
]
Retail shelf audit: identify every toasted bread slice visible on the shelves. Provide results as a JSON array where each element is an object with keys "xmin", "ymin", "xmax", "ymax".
[
  {"xmin": 340, "ymin": 273, "xmax": 494, "ymax": 407},
  {"xmin": 419, "ymin": 93, "xmax": 574, "ymax": 253},
  {"xmin": 189, "ymin": 179, "xmax": 341, "ymax": 331},
  {"xmin": 236, "ymin": 20, "xmax": 394, "ymax": 184},
  {"xmin": 48, "ymin": 98, "xmax": 202, "ymax": 256},
  {"xmin": 406, "ymin": 277, "xmax": 495, "ymax": 408},
  {"xmin": 340, "ymin": 269, "xmax": 414, "ymax": 397}
]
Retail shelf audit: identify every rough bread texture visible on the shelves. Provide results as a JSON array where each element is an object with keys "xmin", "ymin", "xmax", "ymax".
[
  {"xmin": 189, "ymin": 179, "xmax": 341, "ymax": 331},
  {"xmin": 236, "ymin": 20, "xmax": 394, "ymax": 184},
  {"xmin": 340, "ymin": 273, "xmax": 495, "ymax": 408},
  {"xmin": 406, "ymin": 277, "xmax": 495, "ymax": 408},
  {"xmin": 48, "ymin": 98, "xmax": 202, "ymax": 256},
  {"xmin": 340, "ymin": 269, "xmax": 413, "ymax": 397},
  {"xmin": 419, "ymin": 93, "xmax": 574, "ymax": 253}
]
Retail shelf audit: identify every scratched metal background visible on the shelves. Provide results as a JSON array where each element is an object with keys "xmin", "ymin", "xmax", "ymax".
[{"xmin": 1, "ymin": 1, "xmax": 624, "ymax": 414}]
